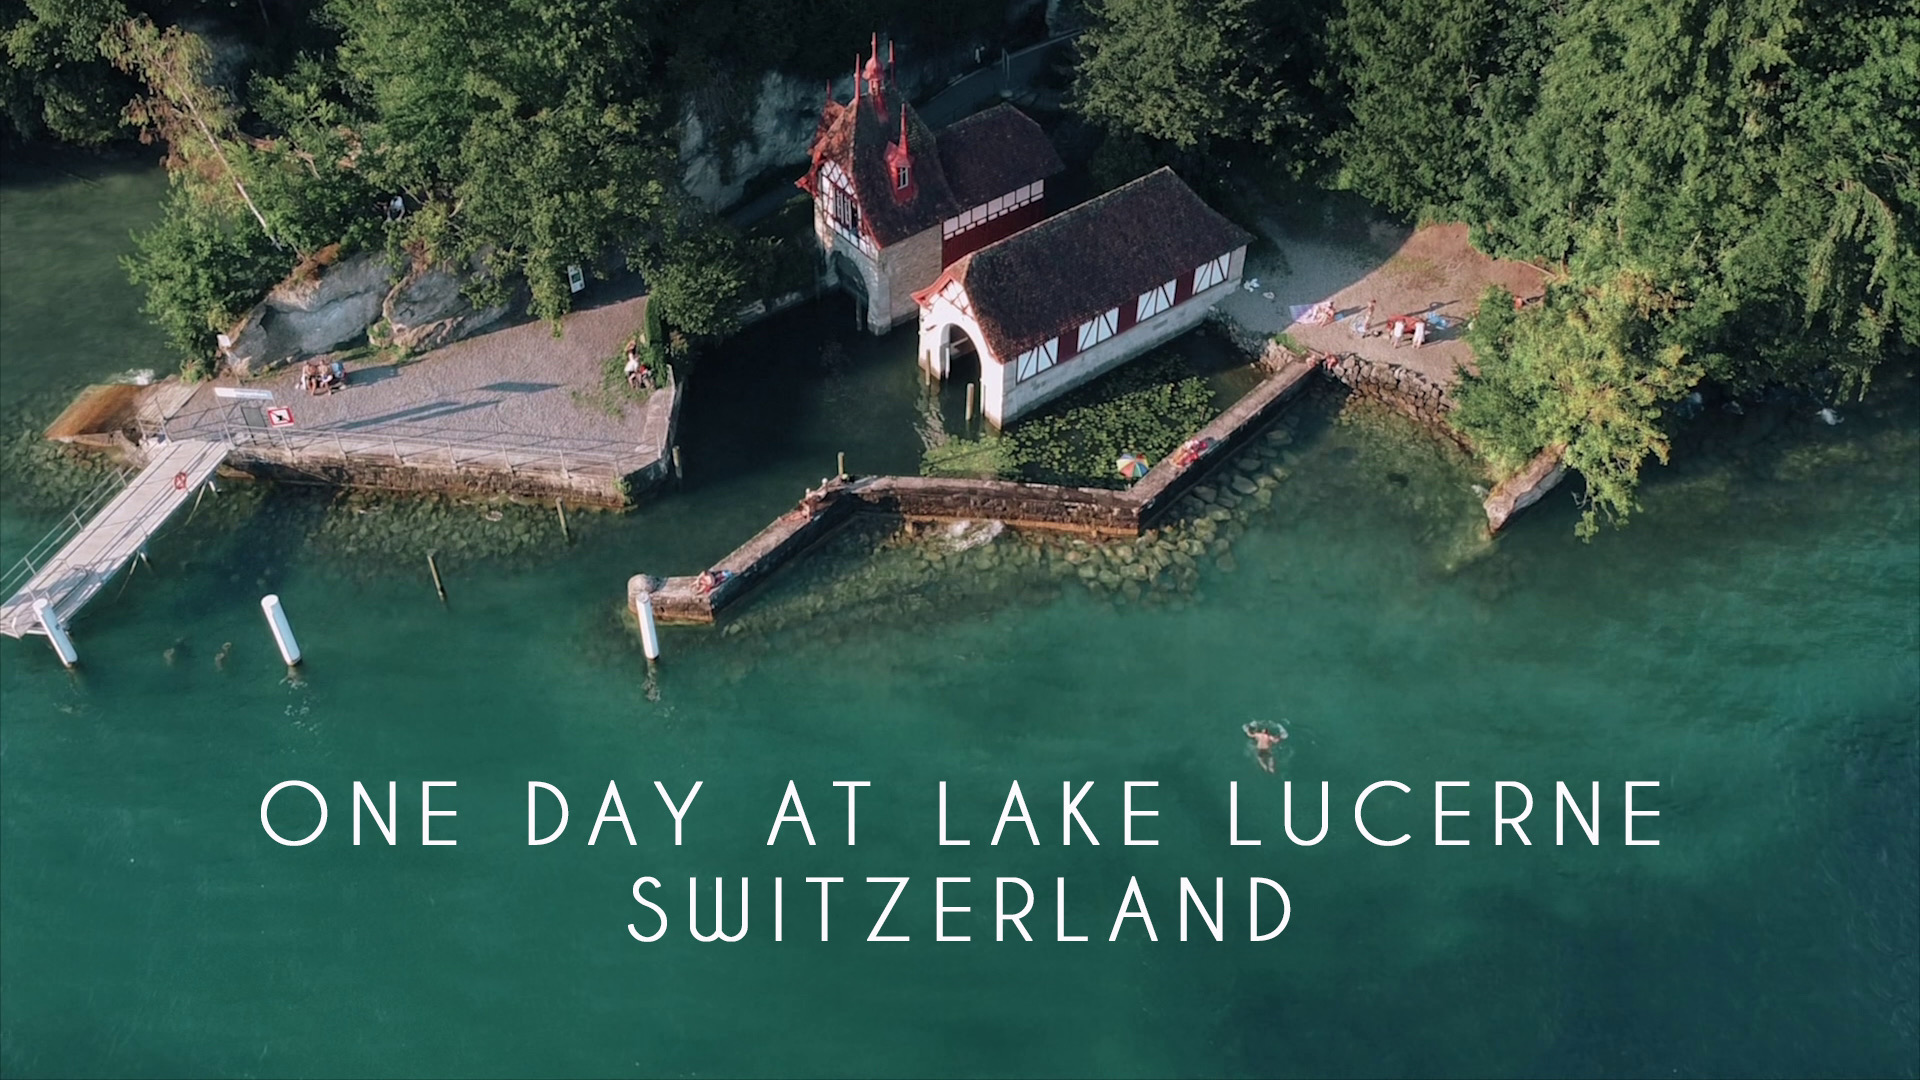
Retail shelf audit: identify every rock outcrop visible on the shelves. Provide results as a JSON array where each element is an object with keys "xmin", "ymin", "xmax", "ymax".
[
  {"xmin": 383, "ymin": 256, "xmax": 515, "ymax": 353},
  {"xmin": 223, "ymin": 249, "xmax": 395, "ymax": 376},
  {"xmin": 1483, "ymin": 447, "xmax": 1567, "ymax": 533},
  {"xmin": 676, "ymin": 46, "xmax": 972, "ymax": 210},
  {"xmin": 679, "ymin": 72, "xmax": 826, "ymax": 210}
]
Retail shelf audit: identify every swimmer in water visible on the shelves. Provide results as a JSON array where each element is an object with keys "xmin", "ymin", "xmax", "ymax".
[
  {"xmin": 214, "ymin": 641, "xmax": 233, "ymax": 671},
  {"xmin": 1243, "ymin": 722, "xmax": 1288, "ymax": 774}
]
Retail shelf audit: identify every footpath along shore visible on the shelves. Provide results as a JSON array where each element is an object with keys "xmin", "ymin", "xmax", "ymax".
[{"xmin": 49, "ymin": 293, "xmax": 680, "ymax": 508}]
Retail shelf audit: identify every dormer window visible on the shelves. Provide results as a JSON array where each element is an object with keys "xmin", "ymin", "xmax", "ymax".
[{"xmin": 895, "ymin": 165, "xmax": 911, "ymax": 190}]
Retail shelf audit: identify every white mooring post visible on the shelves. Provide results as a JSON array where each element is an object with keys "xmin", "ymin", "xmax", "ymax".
[
  {"xmin": 633, "ymin": 582, "xmax": 661, "ymax": 661},
  {"xmin": 260, "ymin": 594, "xmax": 302, "ymax": 666},
  {"xmin": 33, "ymin": 599, "xmax": 77, "ymax": 667}
]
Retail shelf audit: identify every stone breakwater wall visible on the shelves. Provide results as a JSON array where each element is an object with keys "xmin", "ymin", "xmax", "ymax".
[
  {"xmin": 1318, "ymin": 352, "xmax": 1466, "ymax": 447},
  {"xmin": 644, "ymin": 358, "xmax": 1319, "ymax": 624}
]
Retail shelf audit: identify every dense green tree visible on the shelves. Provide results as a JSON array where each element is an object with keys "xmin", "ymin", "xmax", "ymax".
[
  {"xmin": 643, "ymin": 225, "xmax": 752, "ymax": 339},
  {"xmin": 2, "ymin": 0, "xmax": 136, "ymax": 144},
  {"xmin": 243, "ymin": 55, "xmax": 381, "ymax": 256},
  {"xmin": 122, "ymin": 178, "xmax": 286, "ymax": 367},
  {"xmin": 1327, "ymin": 0, "xmax": 1551, "ymax": 218},
  {"xmin": 1454, "ymin": 278, "xmax": 1703, "ymax": 537},
  {"xmin": 1331, "ymin": 0, "xmax": 1917, "ymax": 531},
  {"xmin": 329, "ymin": 0, "xmax": 680, "ymax": 322},
  {"xmin": 1074, "ymin": 0, "xmax": 1316, "ymax": 155}
]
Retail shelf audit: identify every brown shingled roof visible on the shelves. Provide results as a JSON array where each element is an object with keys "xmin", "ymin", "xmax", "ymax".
[
  {"xmin": 953, "ymin": 168, "xmax": 1254, "ymax": 359},
  {"xmin": 936, "ymin": 104, "xmax": 1064, "ymax": 209},
  {"xmin": 808, "ymin": 96, "xmax": 957, "ymax": 247}
]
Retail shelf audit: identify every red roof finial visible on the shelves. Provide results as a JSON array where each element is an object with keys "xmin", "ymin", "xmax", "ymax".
[{"xmin": 899, "ymin": 108, "xmax": 908, "ymax": 151}]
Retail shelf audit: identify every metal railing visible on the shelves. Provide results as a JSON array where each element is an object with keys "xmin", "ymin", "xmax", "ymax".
[{"xmin": 0, "ymin": 467, "xmax": 135, "ymax": 599}]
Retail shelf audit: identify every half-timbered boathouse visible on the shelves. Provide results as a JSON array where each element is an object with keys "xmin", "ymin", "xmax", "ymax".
[
  {"xmin": 912, "ymin": 168, "xmax": 1251, "ymax": 427},
  {"xmin": 797, "ymin": 40, "xmax": 1064, "ymax": 334}
]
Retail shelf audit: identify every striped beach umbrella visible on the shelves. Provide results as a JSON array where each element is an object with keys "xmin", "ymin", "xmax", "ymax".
[{"xmin": 1116, "ymin": 453, "xmax": 1151, "ymax": 479}]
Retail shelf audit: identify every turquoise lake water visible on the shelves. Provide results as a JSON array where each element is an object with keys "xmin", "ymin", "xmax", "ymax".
[{"xmin": 1, "ymin": 161, "xmax": 1916, "ymax": 1078}]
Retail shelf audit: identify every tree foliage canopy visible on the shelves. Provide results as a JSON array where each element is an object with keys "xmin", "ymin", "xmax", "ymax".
[
  {"xmin": 1331, "ymin": 0, "xmax": 1917, "ymax": 530},
  {"xmin": 1074, "ymin": 0, "xmax": 1319, "ymax": 154}
]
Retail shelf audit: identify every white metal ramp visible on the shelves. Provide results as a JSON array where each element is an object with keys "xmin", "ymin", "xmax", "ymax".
[{"xmin": 0, "ymin": 438, "xmax": 229, "ymax": 639}]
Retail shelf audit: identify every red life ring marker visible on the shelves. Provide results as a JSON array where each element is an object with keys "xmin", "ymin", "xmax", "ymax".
[{"xmin": 173, "ymin": 471, "xmax": 188, "ymax": 491}]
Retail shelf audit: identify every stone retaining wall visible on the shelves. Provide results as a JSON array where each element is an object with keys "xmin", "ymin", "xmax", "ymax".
[{"xmin": 1319, "ymin": 352, "xmax": 1464, "ymax": 445}]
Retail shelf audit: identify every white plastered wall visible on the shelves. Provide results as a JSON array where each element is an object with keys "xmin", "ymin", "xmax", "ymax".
[{"xmin": 984, "ymin": 245, "xmax": 1247, "ymax": 428}]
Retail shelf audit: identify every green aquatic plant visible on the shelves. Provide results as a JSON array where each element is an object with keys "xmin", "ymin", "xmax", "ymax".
[
  {"xmin": 1004, "ymin": 350, "xmax": 1219, "ymax": 488},
  {"xmin": 920, "ymin": 348, "xmax": 1220, "ymax": 488}
]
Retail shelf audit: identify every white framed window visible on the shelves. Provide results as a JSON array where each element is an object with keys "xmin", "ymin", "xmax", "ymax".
[
  {"xmin": 942, "ymin": 181, "xmax": 1045, "ymax": 239},
  {"xmin": 1015, "ymin": 337, "xmax": 1059, "ymax": 381},
  {"xmin": 1193, "ymin": 253, "xmax": 1231, "ymax": 293},
  {"xmin": 895, "ymin": 165, "xmax": 911, "ymax": 189},
  {"xmin": 818, "ymin": 161, "xmax": 869, "ymax": 251},
  {"xmin": 1136, "ymin": 279, "xmax": 1176, "ymax": 322},
  {"xmin": 1076, "ymin": 308, "xmax": 1119, "ymax": 352}
]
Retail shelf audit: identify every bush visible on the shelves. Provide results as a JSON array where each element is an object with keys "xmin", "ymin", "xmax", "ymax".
[
  {"xmin": 1452, "ymin": 281, "xmax": 1702, "ymax": 537},
  {"xmin": 123, "ymin": 182, "xmax": 287, "ymax": 365},
  {"xmin": 644, "ymin": 225, "xmax": 753, "ymax": 338}
]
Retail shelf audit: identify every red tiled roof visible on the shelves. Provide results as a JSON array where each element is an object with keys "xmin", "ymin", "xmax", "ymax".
[
  {"xmin": 951, "ymin": 168, "xmax": 1253, "ymax": 359},
  {"xmin": 936, "ymin": 104, "xmax": 1064, "ymax": 209}
]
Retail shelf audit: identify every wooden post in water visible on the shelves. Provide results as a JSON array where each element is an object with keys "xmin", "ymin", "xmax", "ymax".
[
  {"xmin": 672, "ymin": 445, "xmax": 684, "ymax": 487},
  {"xmin": 837, "ymin": 451, "xmax": 846, "ymax": 480},
  {"xmin": 555, "ymin": 497, "xmax": 571, "ymax": 544},
  {"xmin": 427, "ymin": 552, "xmax": 447, "ymax": 603},
  {"xmin": 965, "ymin": 384, "xmax": 977, "ymax": 423}
]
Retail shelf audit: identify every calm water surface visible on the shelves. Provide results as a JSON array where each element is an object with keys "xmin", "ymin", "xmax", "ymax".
[{"xmin": 1, "ymin": 163, "xmax": 1916, "ymax": 1079}]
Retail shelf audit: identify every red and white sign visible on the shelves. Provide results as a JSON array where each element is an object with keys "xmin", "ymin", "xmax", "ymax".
[{"xmin": 265, "ymin": 406, "xmax": 294, "ymax": 428}]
